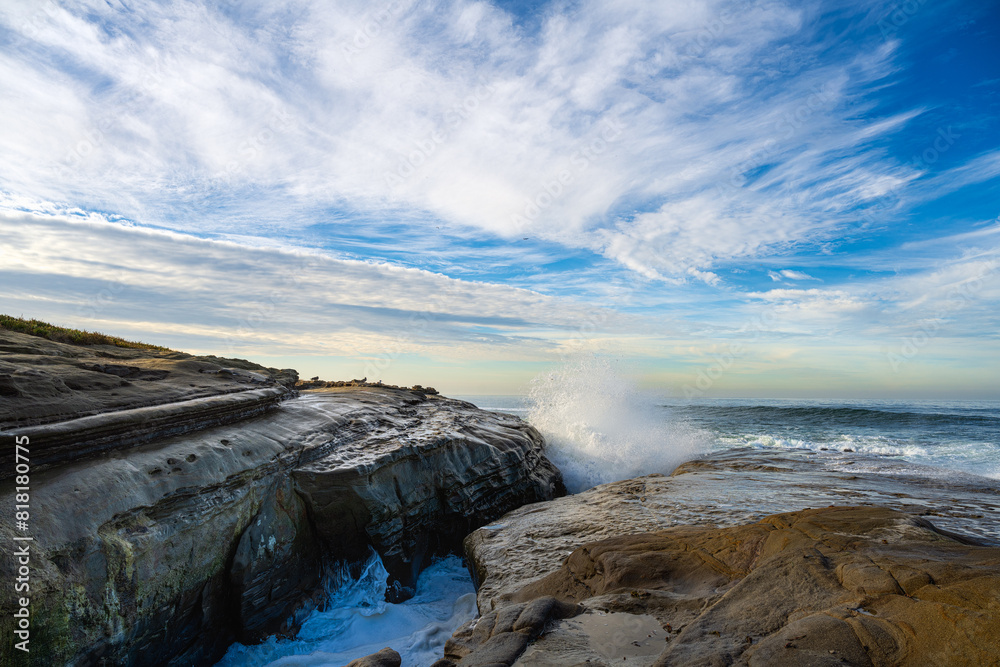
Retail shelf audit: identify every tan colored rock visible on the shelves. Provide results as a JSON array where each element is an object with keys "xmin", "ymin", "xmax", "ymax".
[
  {"xmin": 345, "ymin": 647, "xmax": 402, "ymax": 667},
  {"xmin": 456, "ymin": 506, "xmax": 1000, "ymax": 666},
  {"xmin": 465, "ymin": 450, "xmax": 1000, "ymax": 613}
]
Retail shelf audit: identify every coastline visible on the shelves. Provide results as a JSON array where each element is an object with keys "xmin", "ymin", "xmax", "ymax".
[{"xmin": 1, "ymin": 329, "xmax": 998, "ymax": 665}]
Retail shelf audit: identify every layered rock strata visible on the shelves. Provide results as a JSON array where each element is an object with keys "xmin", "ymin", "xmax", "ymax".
[
  {"xmin": 0, "ymin": 329, "xmax": 297, "ymax": 429},
  {"xmin": 2, "ymin": 386, "xmax": 291, "ymax": 475},
  {"xmin": 0, "ymin": 329, "xmax": 299, "ymax": 475},
  {"xmin": 0, "ymin": 387, "xmax": 563, "ymax": 666}
]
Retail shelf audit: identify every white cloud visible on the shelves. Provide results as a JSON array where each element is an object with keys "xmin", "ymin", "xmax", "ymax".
[
  {"xmin": 0, "ymin": 0, "xmax": 942, "ymax": 282},
  {"xmin": 780, "ymin": 269, "xmax": 820, "ymax": 281},
  {"xmin": 0, "ymin": 209, "xmax": 639, "ymax": 360}
]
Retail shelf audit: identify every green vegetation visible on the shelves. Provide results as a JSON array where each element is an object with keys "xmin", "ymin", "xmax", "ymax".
[{"xmin": 0, "ymin": 315, "xmax": 172, "ymax": 351}]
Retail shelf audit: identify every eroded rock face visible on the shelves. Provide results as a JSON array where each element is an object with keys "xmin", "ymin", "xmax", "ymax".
[
  {"xmin": 0, "ymin": 387, "xmax": 562, "ymax": 666},
  {"xmin": 450, "ymin": 506, "xmax": 1000, "ymax": 666},
  {"xmin": 0, "ymin": 329, "xmax": 300, "ymax": 476},
  {"xmin": 229, "ymin": 477, "xmax": 323, "ymax": 642},
  {"xmin": 294, "ymin": 395, "xmax": 563, "ymax": 587},
  {"xmin": 465, "ymin": 449, "xmax": 1000, "ymax": 613},
  {"xmin": 0, "ymin": 329, "xmax": 298, "ymax": 429}
]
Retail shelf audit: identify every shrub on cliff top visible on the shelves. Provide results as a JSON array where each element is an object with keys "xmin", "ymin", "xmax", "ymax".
[{"xmin": 0, "ymin": 315, "xmax": 172, "ymax": 351}]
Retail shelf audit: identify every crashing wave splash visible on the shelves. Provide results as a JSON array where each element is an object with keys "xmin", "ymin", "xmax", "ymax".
[{"xmin": 527, "ymin": 357, "xmax": 708, "ymax": 493}]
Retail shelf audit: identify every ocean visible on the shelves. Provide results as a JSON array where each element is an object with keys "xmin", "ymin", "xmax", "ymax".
[
  {"xmin": 465, "ymin": 394, "xmax": 1000, "ymax": 490},
  {"xmin": 217, "ymin": 381, "xmax": 1000, "ymax": 666}
]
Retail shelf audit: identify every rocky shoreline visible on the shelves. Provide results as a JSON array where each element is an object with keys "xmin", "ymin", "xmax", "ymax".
[
  {"xmin": 443, "ymin": 449, "xmax": 1000, "ymax": 665},
  {"xmin": 1, "ymin": 329, "xmax": 998, "ymax": 666},
  {"xmin": 0, "ymin": 330, "xmax": 562, "ymax": 665}
]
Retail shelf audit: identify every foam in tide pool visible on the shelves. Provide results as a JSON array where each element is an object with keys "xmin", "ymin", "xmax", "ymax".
[
  {"xmin": 527, "ymin": 357, "xmax": 708, "ymax": 493},
  {"xmin": 215, "ymin": 552, "xmax": 476, "ymax": 667}
]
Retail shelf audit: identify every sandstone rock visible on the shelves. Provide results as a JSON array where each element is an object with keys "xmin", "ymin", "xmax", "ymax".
[
  {"xmin": 0, "ymin": 329, "xmax": 298, "ymax": 429},
  {"xmin": 465, "ymin": 449, "xmax": 1000, "ymax": 613},
  {"xmin": 435, "ymin": 596, "xmax": 581, "ymax": 666},
  {"xmin": 455, "ymin": 449, "xmax": 1000, "ymax": 666},
  {"xmin": 0, "ymin": 386, "xmax": 562, "ymax": 665},
  {"xmin": 345, "ymin": 647, "xmax": 402, "ymax": 667},
  {"xmin": 496, "ymin": 506, "xmax": 1000, "ymax": 666}
]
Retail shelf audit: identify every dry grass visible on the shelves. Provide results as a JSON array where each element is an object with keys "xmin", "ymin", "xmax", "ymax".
[{"xmin": 0, "ymin": 315, "xmax": 172, "ymax": 351}]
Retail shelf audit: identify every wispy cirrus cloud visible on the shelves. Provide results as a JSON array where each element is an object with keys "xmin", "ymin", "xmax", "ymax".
[
  {"xmin": 0, "ymin": 0, "xmax": 974, "ymax": 282},
  {"xmin": 1, "ymin": 0, "xmax": 998, "ymax": 395}
]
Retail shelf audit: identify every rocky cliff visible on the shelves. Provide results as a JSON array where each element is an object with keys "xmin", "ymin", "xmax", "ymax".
[
  {"xmin": 0, "ymin": 330, "xmax": 563, "ymax": 666},
  {"xmin": 0, "ymin": 329, "xmax": 298, "ymax": 476}
]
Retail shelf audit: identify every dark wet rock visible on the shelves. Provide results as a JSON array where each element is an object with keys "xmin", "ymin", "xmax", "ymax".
[
  {"xmin": 294, "ymin": 391, "xmax": 563, "ymax": 587},
  {"xmin": 229, "ymin": 477, "xmax": 323, "ymax": 642},
  {"xmin": 0, "ymin": 382, "xmax": 562, "ymax": 666}
]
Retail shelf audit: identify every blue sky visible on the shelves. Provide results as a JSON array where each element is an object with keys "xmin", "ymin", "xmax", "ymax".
[{"xmin": 0, "ymin": 0, "xmax": 997, "ymax": 397}]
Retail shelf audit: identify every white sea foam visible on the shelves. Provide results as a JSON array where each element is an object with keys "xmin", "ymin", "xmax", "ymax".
[
  {"xmin": 722, "ymin": 433, "xmax": 931, "ymax": 458},
  {"xmin": 527, "ymin": 357, "xmax": 708, "ymax": 493},
  {"xmin": 215, "ymin": 552, "xmax": 476, "ymax": 667}
]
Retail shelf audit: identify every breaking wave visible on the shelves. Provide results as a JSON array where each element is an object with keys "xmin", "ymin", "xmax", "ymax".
[
  {"xmin": 215, "ymin": 551, "xmax": 476, "ymax": 667},
  {"xmin": 527, "ymin": 357, "xmax": 708, "ymax": 493}
]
